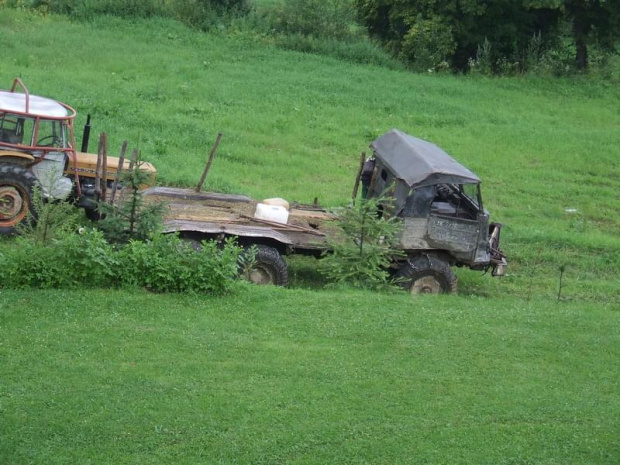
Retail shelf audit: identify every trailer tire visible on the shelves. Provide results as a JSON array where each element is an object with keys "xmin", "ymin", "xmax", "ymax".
[
  {"xmin": 395, "ymin": 255, "xmax": 457, "ymax": 295},
  {"xmin": 0, "ymin": 163, "xmax": 37, "ymax": 235},
  {"xmin": 241, "ymin": 245, "xmax": 289, "ymax": 287}
]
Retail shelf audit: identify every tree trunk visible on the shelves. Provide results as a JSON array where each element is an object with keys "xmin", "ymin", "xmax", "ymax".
[
  {"xmin": 575, "ymin": 31, "xmax": 588, "ymax": 69},
  {"xmin": 573, "ymin": 4, "xmax": 588, "ymax": 69}
]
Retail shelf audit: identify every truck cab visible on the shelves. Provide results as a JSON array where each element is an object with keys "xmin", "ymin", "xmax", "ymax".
[{"xmin": 363, "ymin": 129, "xmax": 507, "ymax": 291}]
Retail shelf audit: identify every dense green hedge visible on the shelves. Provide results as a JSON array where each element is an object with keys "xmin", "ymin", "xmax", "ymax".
[
  {"xmin": 0, "ymin": 231, "xmax": 242, "ymax": 294},
  {"xmin": 5, "ymin": 0, "xmax": 250, "ymax": 29}
]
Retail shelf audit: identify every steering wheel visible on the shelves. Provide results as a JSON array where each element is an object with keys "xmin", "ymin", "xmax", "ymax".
[{"xmin": 37, "ymin": 135, "xmax": 62, "ymax": 147}]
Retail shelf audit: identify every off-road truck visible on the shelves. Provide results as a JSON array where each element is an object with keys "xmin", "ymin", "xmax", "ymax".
[
  {"xmin": 362, "ymin": 129, "xmax": 507, "ymax": 293},
  {"xmin": 144, "ymin": 129, "xmax": 507, "ymax": 293},
  {"xmin": 0, "ymin": 78, "xmax": 156, "ymax": 234}
]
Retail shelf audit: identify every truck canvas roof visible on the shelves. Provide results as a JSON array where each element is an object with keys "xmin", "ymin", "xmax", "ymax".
[
  {"xmin": 371, "ymin": 129, "xmax": 480, "ymax": 188},
  {"xmin": 0, "ymin": 90, "xmax": 72, "ymax": 118}
]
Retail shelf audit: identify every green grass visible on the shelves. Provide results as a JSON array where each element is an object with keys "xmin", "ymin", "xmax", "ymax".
[
  {"xmin": 1, "ymin": 288, "xmax": 619, "ymax": 463},
  {"xmin": 1, "ymin": 8, "xmax": 620, "ymax": 463}
]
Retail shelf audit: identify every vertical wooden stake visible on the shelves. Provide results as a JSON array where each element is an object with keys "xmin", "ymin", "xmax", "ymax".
[
  {"xmin": 100, "ymin": 133, "xmax": 108, "ymax": 202},
  {"xmin": 94, "ymin": 133, "xmax": 104, "ymax": 201},
  {"xmin": 120, "ymin": 148, "xmax": 138, "ymax": 204},
  {"xmin": 110, "ymin": 140, "xmax": 128, "ymax": 204},
  {"xmin": 351, "ymin": 151, "xmax": 366, "ymax": 205},
  {"xmin": 128, "ymin": 148, "xmax": 138, "ymax": 171},
  {"xmin": 196, "ymin": 132, "xmax": 223, "ymax": 193}
]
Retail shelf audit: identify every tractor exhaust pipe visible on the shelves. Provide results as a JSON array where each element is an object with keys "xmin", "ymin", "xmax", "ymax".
[{"xmin": 81, "ymin": 114, "xmax": 91, "ymax": 153}]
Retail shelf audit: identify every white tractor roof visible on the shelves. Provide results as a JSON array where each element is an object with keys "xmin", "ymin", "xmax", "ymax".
[{"xmin": 0, "ymin": 90, "xmax": 72, "ymax": 118}]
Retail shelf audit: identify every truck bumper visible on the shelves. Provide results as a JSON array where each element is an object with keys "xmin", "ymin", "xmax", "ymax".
[{"xmin": 489, "ymin": 222, "xmax": 507, "ymax": 277}]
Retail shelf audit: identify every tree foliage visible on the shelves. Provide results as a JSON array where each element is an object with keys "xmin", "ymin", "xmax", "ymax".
[
  {"xmin": 96, "ymin": 162, "xmax": 165, "ymax": 243},
  {"xmin": 528, "ymin": 0, "xmax": 620, "ymax": 68},
  {"xmin": 319, "ymin": 196, "xmax": 404, "ymax": 291},
  {"xmin": 356, "ymin": 0, "xmax": 619, "ymax": 71}
]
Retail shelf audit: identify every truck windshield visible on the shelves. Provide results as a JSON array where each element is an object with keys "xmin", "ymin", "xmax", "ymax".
[{"xmin": 460, "ymin": 183, "xmax": 481, "ymax": 211}]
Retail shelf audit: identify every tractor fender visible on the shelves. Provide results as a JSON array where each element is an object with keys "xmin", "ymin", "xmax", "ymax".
[{"xmin": 0, "ymin": 151, "xmax": 35, "ymax": 166}]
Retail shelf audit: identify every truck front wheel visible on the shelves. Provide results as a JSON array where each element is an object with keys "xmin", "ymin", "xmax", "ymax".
[
  {"xmin": 0, "ymin": 163, "xmax": 37, "ymax": 235},
  {"xmin": 395, "ymin": 255, "xmax": 457, "ymax": 295}
]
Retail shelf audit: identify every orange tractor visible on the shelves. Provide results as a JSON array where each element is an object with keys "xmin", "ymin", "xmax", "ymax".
[{"xmin": 0, "ymin": 78, "xmax": 156, "ymax": 234}]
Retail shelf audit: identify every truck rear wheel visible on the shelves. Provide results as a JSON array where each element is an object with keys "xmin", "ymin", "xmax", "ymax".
[
  {"xmin": 0, "ymin": 163, "xmax": 37, "ymax": 235},
  {"xmin": 241, "ymin": 245, "xmax": 289, "ymax": 287},
  {"xmin": 395, "ymin": 255, "xmax": 457, "ymax": 295}
]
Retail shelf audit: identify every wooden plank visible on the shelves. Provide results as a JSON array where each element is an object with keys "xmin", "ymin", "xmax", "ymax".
[{"xmin": 110, "ymin": 140, "xmax": 128, "ymax": 204}]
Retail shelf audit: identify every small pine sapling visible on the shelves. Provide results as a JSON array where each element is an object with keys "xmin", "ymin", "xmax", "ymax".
[
  {"xmin": 96, "ymin": 161, "xmax": 165, "ymax": 243},
  {"xmin": 319, "ymin": 195, "xmax": 404, "ymax": 290},
  {"xmin": 17, "ymin": 186, "xmax": 81, "ymax": 244}
]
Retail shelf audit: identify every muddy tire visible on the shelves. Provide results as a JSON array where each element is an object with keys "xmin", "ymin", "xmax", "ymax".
[
  {"xmin": 178, "ymin": 236, "xmax": 204, "ymax": 252},
  {"xmin": 241, "ymin": 245, "xmax": 289, "ymax": 287},
  {"xmin": 84, "ymin": 207, "xmax": 104, "ymax": 222},
  {"xmin": 0, "ymin": 163, "xmax": 37, "ymax": 235},
  {"xmin": 395, "ymin": 255, "xmax": 457, "ymax": 295}
]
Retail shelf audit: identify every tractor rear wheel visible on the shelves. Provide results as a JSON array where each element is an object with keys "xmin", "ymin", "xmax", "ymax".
[
  {"xmin": 395, "ymin": 255, "xmax": 457, "ymax": 295},
  {"xmin": 0, "ymin": 163, "xmax": 37, "ymax": 235}
]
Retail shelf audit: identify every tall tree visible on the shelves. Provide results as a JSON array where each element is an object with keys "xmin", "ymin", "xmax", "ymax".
[
  {"xmin": 356, "ymin": 0, "xmax": 559, "ymax": 71},
  {"xmin": 527, "ymin": 0, "xmax": 620, "ymax": 68},
  {"xmin": 357, "ymin": 0, "xmax": 619, "ymax": 71}
]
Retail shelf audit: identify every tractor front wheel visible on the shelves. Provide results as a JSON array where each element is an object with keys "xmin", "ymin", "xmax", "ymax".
[
  {"xmin": 0, "ymin": 163, "xmax": 37, "ymax": 235},
  {"xmin": 395, "ymin": 255, "xmax": 457, "ymax": 295}
]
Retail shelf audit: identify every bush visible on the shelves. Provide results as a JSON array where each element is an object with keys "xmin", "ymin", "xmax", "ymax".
[
  {"xmin": 173, "ymin": 0, "xmax": 251, "ymax": 31},
  {"xmin": 17, "ymin": 186, "xmax": 83, "ymax": 244},
  {"xmin": 261, "ymin": 0, "xmax": 355, "ymax": 41},
  {"xmin": 11, "ymin": 0, "xmax": 251, "ymax": 28},
  {"xmin": 116, "ymin": 234, "xmax": 241, "ymax": 294},
  {"xmin": 96, "ymin": 161, "xmax": 165, "ymax": 244},
  {"xmin": 27, "ymin": 0, "xmax": 168, "ymax": 19},
  {"xmin": 0, "ymin": 230, "xmax": 242, "ymax": 294},
  {"xmin": 0, "ymin": 228, "xmax": 117, "ymax": 289}
]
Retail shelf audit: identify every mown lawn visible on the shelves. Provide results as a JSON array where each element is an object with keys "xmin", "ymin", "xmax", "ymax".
[
  {"xmin": 1, "ymin": 288, "xmax": 619, "ymax": 463},
  {"xmin": 1, "ymin": 8, "xmax": 619, "ymax": 463}
]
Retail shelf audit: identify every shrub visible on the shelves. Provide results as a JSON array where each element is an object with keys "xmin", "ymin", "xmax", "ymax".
[
  {"xmin": 260, "ymin": 0, "xmax": 355, "ymax": 41},
  {"xmin": 274, "ymin": 34, "xmax": 404, "ymax": 69},
  {"xmin": 12, "ymin": 0, "xmax": 251, "ymax": 28},
  {"xmin": 28, "ymin": 0, "xmax": 169, "ymax": 19},
  {"xmin": 172, "ymin": 0, "xmax": 251, "ymax": 31},
  {"xmin": 116, "ymin": 234, "xmax": 241, "ymax": 294},
  {"xmin": 17, "ymin": 186, "xmax": 82, "ymax": 244},
  {"xmin": 0, "ymin": 230, "xmax": 242, "ymax": 294},
  {"xmin": 0, "ymin": 228, "xmax": 116, "ymax": 289}
]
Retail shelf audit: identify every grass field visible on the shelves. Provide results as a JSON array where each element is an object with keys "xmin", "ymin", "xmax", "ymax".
[
  {"xmin": 1, "ymin": 8, "xmax": 619, "ymax": 463},
  {"xmin": 2, "ymin": 288, "xmax": 619, "ymax": 463}
]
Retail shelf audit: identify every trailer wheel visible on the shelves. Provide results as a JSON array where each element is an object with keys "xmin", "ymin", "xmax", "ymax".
[
  {"xmin": 395, "ymin": 255, "xmax": 457, "ymax": 295},
  {"xmin": 0, "ymin": 163, "xmax": 37, "ymax": 235},
  {"xmin": 178, "ymin": 236, "xmax": 204, "ymax": 252},
  {"xmin": 241, "ymin": 245, "xmax": 289, "ymax": 287}
]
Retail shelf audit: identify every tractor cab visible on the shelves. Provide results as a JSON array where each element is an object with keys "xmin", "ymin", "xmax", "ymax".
[{"xmin": 0, "ymin": 78, "xmax": 77, "ymax": 200}]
